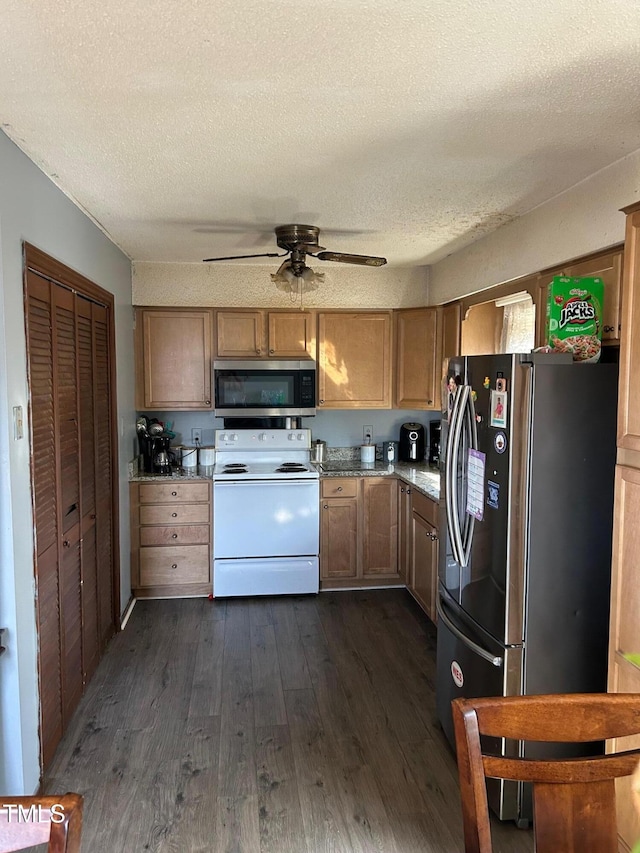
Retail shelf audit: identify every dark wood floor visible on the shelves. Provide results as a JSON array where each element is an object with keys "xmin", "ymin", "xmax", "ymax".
[{"xmin": 40, "ymin": 590, "xmax": 533, "ymax": 852}]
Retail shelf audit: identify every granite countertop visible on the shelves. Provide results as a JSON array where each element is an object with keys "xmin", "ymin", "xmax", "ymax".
[
  {"xmin": 317, "ymin": 460, "xmax": 440, "ymax": 501},
  {"xmin": 130, "ymin": 467, "xmax": 214, "ymax": 482}
]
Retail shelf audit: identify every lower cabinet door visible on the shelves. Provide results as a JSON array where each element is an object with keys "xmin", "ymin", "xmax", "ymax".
[
  {"xmin": 411, "ymin": 511, "xmax": 438, "ymax": 622},
  {"xmin": 321, "ymin": 498, "xmax": 358, "ymax": 579}
]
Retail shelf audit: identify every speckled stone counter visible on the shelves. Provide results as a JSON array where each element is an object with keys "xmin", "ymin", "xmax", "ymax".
[
  {"xmin": 317, "ymin": 460, "xmax": 440, "ymax": 501},
  {"xmin": 129, "ymin": 467, "xmax": 214, "ymax": 482}
]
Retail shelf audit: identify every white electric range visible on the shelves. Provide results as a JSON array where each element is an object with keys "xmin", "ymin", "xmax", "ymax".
[{"xmin": 212, "ymin": 428, "xmax": 319, "ymax": 597}]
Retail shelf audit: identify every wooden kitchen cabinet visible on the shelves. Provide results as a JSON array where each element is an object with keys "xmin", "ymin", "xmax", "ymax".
[
  {"xmin": 130, "ymin": 479, "xmax": 212, "ymax": 598},
  {"xmin": 607, "ymin": 202, "xmax": 640, "ymax": 851},
  {"xmin": 135, "ymin": 308, "xmax": 213, "ymax": 410},
  {"xmin": 317, "ymin": 311, "xmax": 392, "ymax": 408},
  {"xmin": 320, "ymin": 479, "xmax": 359, "ymax": 581},
  {"xmin": 395, "ymin": 307, "xmax": 438, "ymax": 409},
  {"xmin": 397, "ymin": 481, "xmax": 413, "ymax": 585},
  {"xmin": 362, "ymin": 478, "xmax": 398, "ymax": 578},
  {"xmin": 408, "ymin": 489, "xmax": 439, "ymax": 624},
  {"xmin": 216, "ymin": 309, "xmax": 315, "ymax": 358},
  {"xmin": 320, "ymin": 476, "xmax": 399, "ymax": 587}
]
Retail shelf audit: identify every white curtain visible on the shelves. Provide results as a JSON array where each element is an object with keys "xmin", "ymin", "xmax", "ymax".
[{"xmin": 500, "ymin": 299, "xmax": 535, "ymax": 353}]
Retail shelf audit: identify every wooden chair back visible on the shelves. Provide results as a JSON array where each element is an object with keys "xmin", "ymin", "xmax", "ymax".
[
  {"xmin": 0, "ymin": 793, "xmax": 82, "ymax": 852},
  {"xmin": 452, "ymin": 693, "xmax": 640, "ymax": 853}
]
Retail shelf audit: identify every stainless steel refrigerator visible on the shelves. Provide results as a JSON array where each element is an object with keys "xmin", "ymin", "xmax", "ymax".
[{"xmin": 436, "ymin": 352, "xmax": 618, "ymax": 826}]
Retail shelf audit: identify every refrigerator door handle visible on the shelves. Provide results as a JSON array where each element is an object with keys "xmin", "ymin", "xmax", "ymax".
[
  {"xmin": 446, "ymin": 385, "xmax": 467, "ymax": 566},
  {"xmin": 459, "ymin": 387, "xmax": 479, "ymax": 567},
  {"xmin": 436, "ymin": 596, "xmax": 503, "ymax": 667}
]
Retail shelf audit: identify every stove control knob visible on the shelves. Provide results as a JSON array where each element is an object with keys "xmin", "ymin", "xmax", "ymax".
[
  {"xmin": 259, "ymin": 433, "xmax": 267, "ymax": 441},
  {"xmin": 231, "ymin": 433, "xmax": 238, "ymax": 442},
  {"xmin": 296, "ymin": 433, "xmax": 305, "ymax": 441},
  {"xmin": 220, "ymin": 433, "xmax": 227, "ymax": 441},
  {"xmin": 288, "ymin": 433, "xmax": 296, "ymax": 441}
]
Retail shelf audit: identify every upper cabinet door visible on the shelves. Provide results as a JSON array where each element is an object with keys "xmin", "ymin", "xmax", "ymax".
[
  {"xmin": 267, "ymin": 311, "xmax": 316, "ymax": 358},
  {"xmin": 136, "ymin": 309, "xmax": 213, "ymax": 410},
  {"xmin": 395, "ymin": 308, "xmax": 437, "ymax": 409},
  {"xmin": 216, "ymin": 310, "xmax": 265, "ymax": 357},
  {"xmin": 317, "ymin": 312, "xmax": 392, "ymax": 408},
  {"xmin": 563, "ymin": 251, "xmax": 623, "ymax": 343},
  {"xmin": 618, "ymin": 206, "xmax": 640, "ymax": 452}
]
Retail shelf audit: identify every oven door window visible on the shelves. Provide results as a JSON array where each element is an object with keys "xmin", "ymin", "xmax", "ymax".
[{"xmin": 216, "ymin": 370, "xmax": 296, "ymax": 409}]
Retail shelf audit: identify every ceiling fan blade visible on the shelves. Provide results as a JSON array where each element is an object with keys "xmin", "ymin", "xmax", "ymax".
[
  {"xmin": 203, "ymin": 251, "xmax": 286, "ymax": 262},
  {"xmin": 315, "ymin": 251, "xmax": 387, "ymax": 267}
]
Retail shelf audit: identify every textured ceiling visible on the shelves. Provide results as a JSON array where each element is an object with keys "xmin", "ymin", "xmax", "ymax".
[{"xmin": 1, "ymin": 0, "xmax": 639, "ymax": 267}]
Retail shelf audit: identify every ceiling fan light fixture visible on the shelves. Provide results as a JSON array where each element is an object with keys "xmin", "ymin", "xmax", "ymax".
[{"xmin": 271, "ymin": 261, "xmax": 324, "ymax": 294}]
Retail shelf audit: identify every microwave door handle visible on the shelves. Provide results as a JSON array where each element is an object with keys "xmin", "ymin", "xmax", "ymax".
[
  {"xmin": 448, "ymin": 385, "xmax": 467, "ymax": 567},
  {"xmin": 436, "ymin": 595, "xmax": 503, "ymax": 667}
]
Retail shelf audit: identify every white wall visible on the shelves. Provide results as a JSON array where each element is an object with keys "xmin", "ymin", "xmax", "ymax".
[
  {"xmin": 133, "ymin": 262, "xmax": 429, "ymax": 308},
  {"xmin": 0, "ymin": 131, "xmax": 133, "ymax": 795},
  {"xmin": 429, "ymin": 148, "xmax": 640, "ymax": 304}
]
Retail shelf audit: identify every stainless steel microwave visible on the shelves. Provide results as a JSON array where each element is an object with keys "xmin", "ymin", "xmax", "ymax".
[{"xmin": 213, "ymin": 360, "xmax": 316, "ymax": 417}]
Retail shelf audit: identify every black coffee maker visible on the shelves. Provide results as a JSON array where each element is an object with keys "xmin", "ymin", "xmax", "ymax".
[
  {"xmin": 428, "ymin": 421, "xmax": 441, "ymax": 467},
  {"xmin": 398, "ymin": 422, "xmax": 426, "ymax": 462},
  {"xmin": 139, "ymin": 434, "xmax": 172, "ymax": 474}
]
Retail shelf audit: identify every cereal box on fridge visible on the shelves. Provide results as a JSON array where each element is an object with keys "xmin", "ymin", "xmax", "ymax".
[{"xmin": 545, "ymin": 275, "xmax": 604, "ymax": 362}]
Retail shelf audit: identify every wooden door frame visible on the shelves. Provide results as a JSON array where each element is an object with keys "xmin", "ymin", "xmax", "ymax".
[{"xmin": 22, "ymin": 242, "xmax": 121, "ymax": 640}]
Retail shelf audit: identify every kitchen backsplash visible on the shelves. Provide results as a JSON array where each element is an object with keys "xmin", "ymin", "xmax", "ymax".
[{"xmin": 135, "ymin": 409, "xmax": 440, "ymax": 455}]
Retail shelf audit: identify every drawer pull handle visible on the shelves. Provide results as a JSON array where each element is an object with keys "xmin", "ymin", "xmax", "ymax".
[
  {"xmin": 172, "ymin": 512, "xmax": 178, "ymax": 517},
  {"xmin": 171, "ymin": 563, "xmax": 178, "ymax": 569},
  {"xmin": 63, "ymin": 540, "xmax": 70, "ymax": 548},
  {"xmin": 205, "ymin": 400, "xmax": 211, "ymax": 406},
  {"xmin": 172, "ymin": 533, "xmax": 178, "ymax": 539},
  {"xmin": 171, "ymin": 491, "xmax": 177, "ymax": 496},
  {"xmin": 336, "ymin": 486, "xmax": 343, "ymax": 492},
  {"xmin": 323, "ymin": 504, "xmax": 329, "ymax": 509}
]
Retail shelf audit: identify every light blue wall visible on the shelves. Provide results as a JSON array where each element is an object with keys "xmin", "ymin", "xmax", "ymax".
[
  {"xmin": 0, "ymin": 131, "xmax": 133, "ymax": 795},
  {"xmin": 138, "ymin": 409, "xmax": 441, "ymax": 457}
]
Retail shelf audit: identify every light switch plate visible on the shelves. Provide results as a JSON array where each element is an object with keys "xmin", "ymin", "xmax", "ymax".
[{"xmin": 13, "ymin": 405, "xmax": 24, "ymax": 440}]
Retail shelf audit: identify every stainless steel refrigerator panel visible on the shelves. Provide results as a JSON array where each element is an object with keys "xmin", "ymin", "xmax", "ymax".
[
  {"xmin": 522, "ymin": 361, "xmax": 618, "ymax": 697},
  {"xmin": 435, "ymin": 591, "xmax": 524, "ymax": 821}
]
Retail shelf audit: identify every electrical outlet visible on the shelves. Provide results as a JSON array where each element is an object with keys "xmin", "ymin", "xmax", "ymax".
[
  {"xmin": 363, "ymin": 425, "xmax": 373, "ymax": 443},
  {"xmin": 192, "ymin": 428, "xmax": 203, "ymax": 443}
]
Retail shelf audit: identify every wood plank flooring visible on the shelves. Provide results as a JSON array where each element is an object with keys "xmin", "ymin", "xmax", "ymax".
[{"xmin": 39, "ymin": 590, "xmax": 533, "ymax": 852}]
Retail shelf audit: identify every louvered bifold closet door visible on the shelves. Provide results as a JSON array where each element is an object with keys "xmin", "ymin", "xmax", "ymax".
[
  {"xmin": 26, "ymin": 271, "xmax": 63, "ymax": 767},
  {"xmin": 77, "ymin": 296, "xmax": 100, "ymax": 683},
  {"xmin": 93, "ymin": 303, "xmax": 115, "ymax": 649},
  {"xmin": 53, "ymin": 285, "xmax": 84, "ymax": 724}
]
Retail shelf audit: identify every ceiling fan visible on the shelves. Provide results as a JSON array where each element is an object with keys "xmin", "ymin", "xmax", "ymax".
[{"xmin": 203, "ymin": 224, "xmax": 387, "ymax": 284}]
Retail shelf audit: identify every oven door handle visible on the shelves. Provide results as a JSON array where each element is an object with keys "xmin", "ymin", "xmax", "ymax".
[{"xmin": 213, "ymin": 479, "xmax": 318, "ymax": 487}]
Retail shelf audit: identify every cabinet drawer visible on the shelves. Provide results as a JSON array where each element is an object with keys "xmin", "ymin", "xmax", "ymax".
[
  {"xmin": 411, "ymin": 489, "xmax": 438, "ymax": 527},
  {"xmin": 139, "ymin": 524, "xmax": 210, "ymax": 546},
  {"xmin": 138, "ymin": 481, "xmax": 210, "ymax": 504},
  {"xmin": 139, "ymin": 545, "xmax": 210, "ymax": 586},
  {"xmin": 139, "ymin": 503, "xmax": 211, "ymax": 525},
  {"xmin": 321, "ymin": 478, "xmax": 359, "ymax": 498}
]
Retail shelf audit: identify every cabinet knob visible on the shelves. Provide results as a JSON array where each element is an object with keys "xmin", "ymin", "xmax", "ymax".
[
  {"xmin": 323, "ymin": 504, "xmax": 329, "ymax": 509},
  {"xmin": 172, "ymin": 533, "xmax": 178, "ymax": 539},
  {"xmin": 319, "ymin": 399, "xmax": 324, "ymax": 405},
  {"xmin": 269, "ymin": 349, "xmax": 275, "ymax": 354},
  {"xmin": 603, "ymin": 325, "xmax": 615, "ymax": 333},
  {"xmin": 256, "ymin": 349, "xmax": 261, "ymax": 355},
  {"xmin": 172, "ymin": 512, "xmax": 178, "ymax": 517},
  {"xmin": 205, "ymin": 400, "xmax": 211, "ymax": 406},
  {"xmin": 336, "ymin": 486, "xmax": 343, "ymax": 492},
  {"xmin": 171, "ymin": 491, "xmax": 177, "ymax": 496},
  {"xmin": 171, "ymin": 563, "xmax": 178, "ymax": 569},
  {"xmin": 63, "ymin": 540, "xmax": 70, "ymax": 548},
  {"xmin": 400, "ymin": 487, "xmax": 405, "ymax": 493},
  {"xmin": 427, "ymin": 399, "xmax": 433, "ymax": 405},
  {"xmin": 407, "ymin": 488, "xmax": 412, "ymax": 494}
]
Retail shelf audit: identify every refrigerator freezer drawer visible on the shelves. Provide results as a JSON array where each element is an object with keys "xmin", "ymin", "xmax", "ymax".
[{"xmin": 436, "ymin": 596, "xmax": 525, "ymax": 822}]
